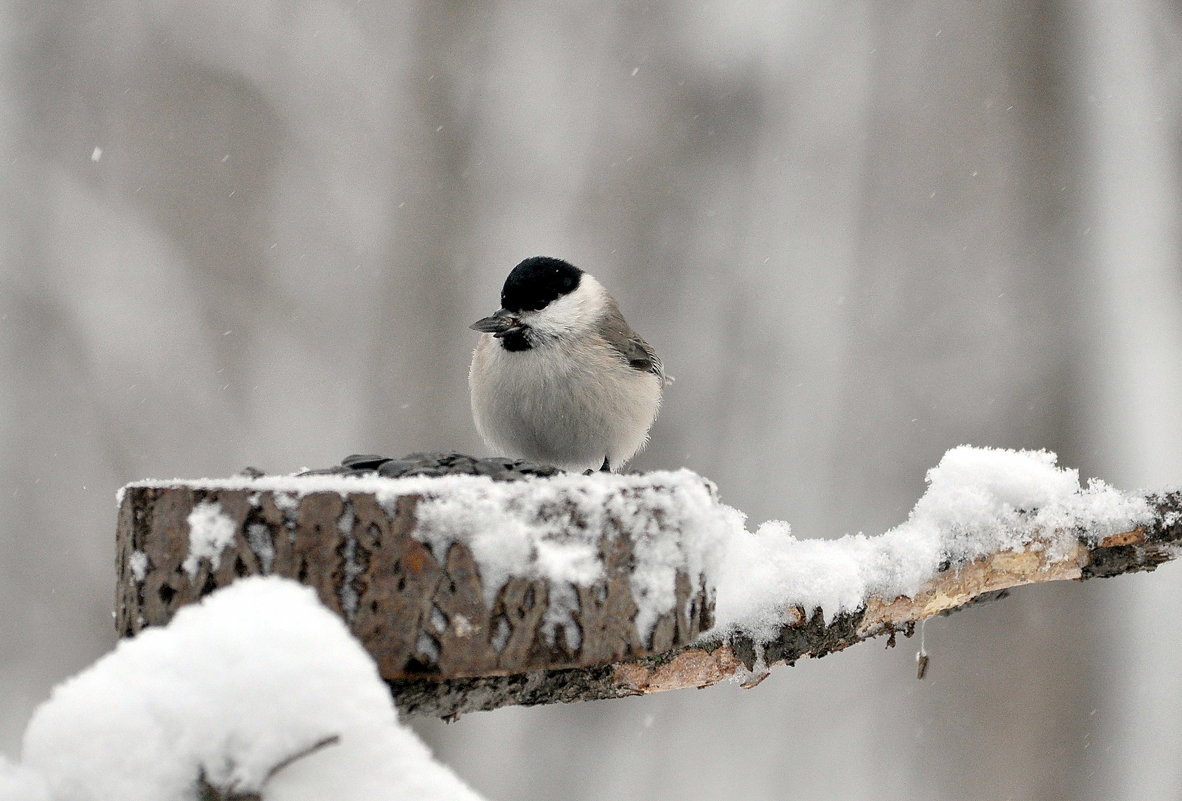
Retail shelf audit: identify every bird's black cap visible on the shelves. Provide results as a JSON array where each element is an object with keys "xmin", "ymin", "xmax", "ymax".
[{"xmin": 500, "ymin": 257, "xmax": 583, "ymax": 313}]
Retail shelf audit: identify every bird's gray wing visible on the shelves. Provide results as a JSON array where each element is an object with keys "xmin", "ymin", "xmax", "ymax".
[{"xmin": 598, "ymin": 298, "xmax": 664, "ymax": 379}]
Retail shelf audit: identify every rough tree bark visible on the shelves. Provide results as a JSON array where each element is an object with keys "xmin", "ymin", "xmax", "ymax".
[
  {"xmin": 116, "ymin": 475, "xmax": 1182, "ymax": 720},
  {"xmin": 116, "ymin": 476, "xmax": 713, "ymax": 698}
]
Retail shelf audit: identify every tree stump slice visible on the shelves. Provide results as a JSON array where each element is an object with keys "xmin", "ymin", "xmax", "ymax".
[{"xmin": 116, "ymin": 471, "xmax": 717, "ymax": 710}]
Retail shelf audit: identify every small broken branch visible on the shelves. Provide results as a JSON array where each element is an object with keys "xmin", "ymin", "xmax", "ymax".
[{"xmin": 196, "ymin": 734, "xmax": 341, "ymax": 801}]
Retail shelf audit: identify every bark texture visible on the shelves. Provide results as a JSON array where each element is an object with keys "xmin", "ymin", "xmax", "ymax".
[{"xmin": 116, "ymin": 483, "xmax": 713, "ymax": 684}]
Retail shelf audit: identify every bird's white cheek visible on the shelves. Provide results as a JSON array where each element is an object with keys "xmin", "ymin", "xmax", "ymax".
[{"xmin": 520, "ymin": 281, "xmax": 605, "ymax": 340}]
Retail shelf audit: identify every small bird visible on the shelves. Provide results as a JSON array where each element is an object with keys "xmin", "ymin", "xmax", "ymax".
[{"xmin": 468, "ymin": 256, "xmax": 665, "ymax": 473}]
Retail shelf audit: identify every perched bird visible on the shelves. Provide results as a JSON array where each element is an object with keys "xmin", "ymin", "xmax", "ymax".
[{"xmin": 468, "ymin": 256, "xmax": 665, "ymax": 472}]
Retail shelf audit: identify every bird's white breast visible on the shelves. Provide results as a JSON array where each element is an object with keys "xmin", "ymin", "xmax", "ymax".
[{"xmin": 469, "ymin": 333, "xmax": 662, "ymax": 471}]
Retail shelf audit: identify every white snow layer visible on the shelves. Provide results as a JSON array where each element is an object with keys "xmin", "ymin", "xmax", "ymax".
[
  {"xmin": 121, "ymin": 446, "xmax": 1155, "ymax": 652},
  {"xmin": 128, "ymin": 549, "xmax": 149, "ymax": 583},
  {"xmin": 710, "ymin": 445, "xmax": 1154, "ymax": 642},
  {"xmin": 406, "ymin": 470, "xmax": 739, "ymax": 643},
  {"xmin": 182, "ymin": 499, "xmax": 237, "ymax": 578},
  {"xmin": 13, "ymin": 577, "xmax": 488, "ymax": 801},
  {"xmin": 0, "ymin": 760, "xmax": 49, "ymax": 801}
]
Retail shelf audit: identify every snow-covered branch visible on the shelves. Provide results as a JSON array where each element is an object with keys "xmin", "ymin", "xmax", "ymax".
[
  {"xmin": 615, "ymin": 487, "xmax": 1180, "ymax": 696},
  {"xmin": 115, "ymin": 447, "xmax": 1180, "ymax": 718},
  {"xmin": 5, "ymin": 448, "xmax": 1177, "ymax": 799}
]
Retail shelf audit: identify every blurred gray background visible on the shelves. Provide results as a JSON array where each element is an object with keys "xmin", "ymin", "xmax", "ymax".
[{"xmin": 4, "ymin": 1, "xmax": 1182, "ymax": 799}]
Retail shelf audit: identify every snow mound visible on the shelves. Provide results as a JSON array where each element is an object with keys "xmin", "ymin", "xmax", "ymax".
[
  {"xmin": 18, "ymin": 577, "xmax": 488, "ymax": 801},
  {"xmin": 710, "ymin": 446, "xmax": 1153, "ymax": 643},
  {"xmin": 0, "ymin": 759, "xmax": 50, "ymax": 801}
]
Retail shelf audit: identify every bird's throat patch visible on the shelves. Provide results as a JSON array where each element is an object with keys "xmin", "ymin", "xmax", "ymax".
[{"xmin": 498, "ymin": 329, "xmax": 532, "ymax": 352}]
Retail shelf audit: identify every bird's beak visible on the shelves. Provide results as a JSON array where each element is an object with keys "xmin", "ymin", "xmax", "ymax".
[{"xmin": 470, "ymin": 309, "xmax": 522, "ymax": 337}]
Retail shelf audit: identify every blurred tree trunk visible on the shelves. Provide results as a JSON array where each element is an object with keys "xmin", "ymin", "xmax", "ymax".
[
  {"xmin": 362, "ymin": 2, "xmax": 489, "ymax": 456},
  {"xmin": 1072, "ymin": 1, "xmax": 1182, "ymax": 798},
  {"xmin": 839, "ymin": 4, "xmax": 1091, "ymax": 799}
]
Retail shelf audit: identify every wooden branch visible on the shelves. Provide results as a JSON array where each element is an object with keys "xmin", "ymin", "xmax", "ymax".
[
  {"xmin": 116, "ymin": 467, "xmax": 1182, "ymax": 720},
  {"xmin": 116, "ymin": 474, "xmax": 714, "ymax": 687}
]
